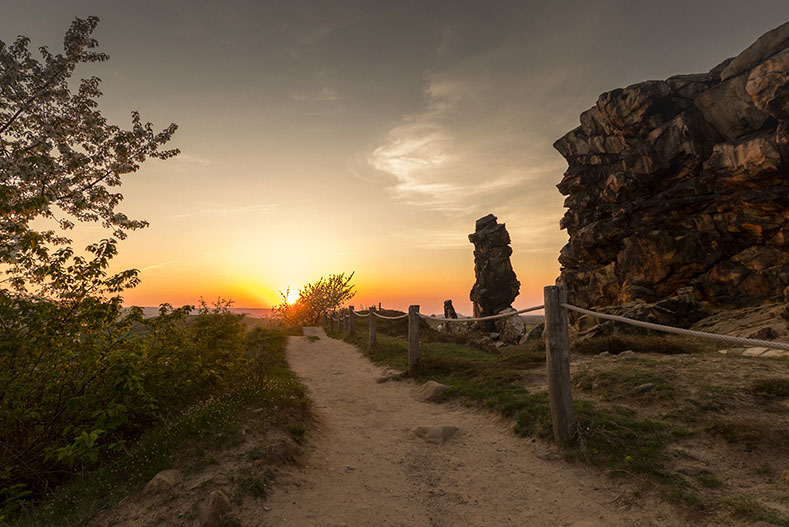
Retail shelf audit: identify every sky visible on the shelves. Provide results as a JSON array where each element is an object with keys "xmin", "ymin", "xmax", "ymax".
[{"xmin": 3, "ymin": 0, "xmax": 789, "ymax": 314}]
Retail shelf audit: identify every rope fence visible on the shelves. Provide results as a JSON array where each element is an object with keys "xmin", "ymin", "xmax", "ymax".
[
  {"xmin": 562, "ymin": 304, "xmax": 789, "ymax": 351},
  {"xmin": 419, "ymin": 304, "xmax": 544, "ymax": 322},
  {"xmin": 322, "ymin": 284, "xmax": 788, "ymax": 444},
  {"xmin": 373, "ymin": 312, "xmax": 409, "ymax": 320}
]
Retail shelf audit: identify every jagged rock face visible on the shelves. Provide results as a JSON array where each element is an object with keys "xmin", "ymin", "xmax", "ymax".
[
  {"xmin": 469, "ymin": 214, "xmax": 520, "ymax": 326},
  {"xmin": 554, "ymin": 22, "xmax": 789, "ymax": 317}
]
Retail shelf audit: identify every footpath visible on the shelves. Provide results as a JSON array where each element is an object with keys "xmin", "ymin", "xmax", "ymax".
[{"xmin": 257, "ymin": 327, "xmax": 683, "ymax": 527}]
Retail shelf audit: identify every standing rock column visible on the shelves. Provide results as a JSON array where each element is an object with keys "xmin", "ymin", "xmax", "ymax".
[{"xmin": 469, "ymin": 214, "xmax": 520, "ymax": 331}]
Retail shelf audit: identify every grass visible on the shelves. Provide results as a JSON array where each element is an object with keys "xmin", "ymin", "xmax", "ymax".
[
  {"xmin": 573, "ymin": 365, "xmax": 676, "ymax": 402},
  {"xmin": 329, "ymin": 317, "xmax": 789, "ymax": 524},
  {"xmin": 9, "ymin": 327, "xmax": 310, "ymax": 527},
  {"xmin": 571, "ymin": 334, "xmax": 713, "ymax": 356},
  {"xmin": 332, "ymin": 321, "xmax": 676, "ymax": 480},
  {"xmin": 724, "ymin": 495, "xmax": 789, "ymax": 526}
]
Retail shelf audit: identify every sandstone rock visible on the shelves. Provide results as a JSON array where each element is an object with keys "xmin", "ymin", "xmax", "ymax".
[
  {"xmin": 142, "ymin": 469, "xmax": 182, "ymax": 496},
  {"xmin": 496, "ymin": 307, "xmax": 526, "ymax": 344},
  {"xmin": 721, "ymin": 21, "xmax": 789, "ymax": 80},
  {"xmin": 412, "ymin": 425, "xmax": 458, "ymax": 444},
  {"xmin": 524, "ymin": 322, "xmax": 544, "ymax": 343},
  {"xmin": 554, "ymin": 23, "xmax": 789, "ymax": 338},
  {"xmin": 377, "ymin": 369, "xmax": 404, "ymax": 383},
  {"xmin": 634, "ymin": 383, "xmax": 654, "ymax": 393},
  {"xmin": 413, "ymin": 381, "xmax": 449, "ymax": 403},
  {"xmin": 749, "ymin": 326, "xmax": 778, "ymax": 340},
  {"xmin": 443, "ymin": 299, "xmax": 458, "ymax": 319},
  {"xmin": 744, "ymin": 347, "xmax": 770, "ymax": 356},
  {"xmin": 695, "ymin": 74, "xmax": 769, "ymax": 141},
  {"xmin": 193, "ymin": 490, "xmax": 232, "ymax": 527},
  {"xmin": 746, "ymin": 48, "xmax": 789, "ymax": 119},
  {"xmin": 469, "ymin": 214, "xmax": 520, "ymax": 330}
]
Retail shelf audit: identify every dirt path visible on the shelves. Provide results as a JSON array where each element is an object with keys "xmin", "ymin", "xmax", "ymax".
[{"xmin": 254, "ymin": 327, "xmax": 683, "ymax": 527}]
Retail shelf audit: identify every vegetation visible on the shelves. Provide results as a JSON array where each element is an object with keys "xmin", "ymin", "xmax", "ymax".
[
  {"xmin": 331, "ymin": 314, "xmax": 789, "ymax": 524},
  {"xmin": 0, "ymin": 19, "xmax": 311, "ymax": 524},
  {"xmin": 275, "ymin": 272, "xmax": 355, "ymax": 326},
  {"xmin": 0, "ymin": 16, "xmax": 178, "ymax": 293},
  {"xmin": 7, "ymin": 323, "xmax": 310, "ymax": 527}
]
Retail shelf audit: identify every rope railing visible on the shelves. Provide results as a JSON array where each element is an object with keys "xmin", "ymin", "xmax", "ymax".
[
  {"xmin": 419, "ymin": 304, "xmax": 544, "ymax": 322},
  {"xmin": 354, "ymin": 311, "xmax": 369, "ymax": 318},
  {"xmin": 322, "ymin": 285, "xmax": 788, "ymax": 445},
  {"xmin": 562, "ymin": 303, "xmax": 789, "ymax": 351},
  {"xmin": 372, "ymin": 312, "xmax": 409, "ymax": 320}
]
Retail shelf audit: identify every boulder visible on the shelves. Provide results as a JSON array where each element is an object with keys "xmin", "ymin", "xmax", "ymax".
[
  {"xmin": 495, "ymin": 307, "xmax": 526, "ymax": 344},
  {"xmin": 413, "ymin": 381, "xmax": 449, "ymax": 403},
  {"xmin": 142, "ymin": 469, "xmax": 182, "ymax": 496},
  {"xmin": 193, "ymin": 490, "xmax": 232, "ymax": 527},
  {"xmin": 554, "ymin": 22, "xmax": 789, "ymax": 338},
  {"xmin": 469, "ymin": 214, "xmax": 520, "ymax": 330},
  {"xmin": 443, "ymin": 299, "xmax": 458, "ymax": 319},
  {"xmin": 412, "ymin": 426, "xmax": 458, "ymax": 445},
  {"xmin": 522, "ymin": 323, "xmax": 544, "ymax": 343},
  {"xmin": 721, "ymin": 21, "xmax": 789, "ymax": 80}
]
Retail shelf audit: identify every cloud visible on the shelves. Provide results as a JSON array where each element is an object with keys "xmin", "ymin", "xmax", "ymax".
[
  {"xmin": 140, "ymin": 259, "xmax": 179, "ymax": 272},
  {"xmin": 367, "ymin": 71, "xmax": 565, "ymax": 218}
]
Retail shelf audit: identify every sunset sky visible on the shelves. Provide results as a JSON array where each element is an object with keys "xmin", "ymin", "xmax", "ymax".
[{"xmin": 3, "ymin": 1, "xmax": 788, "ymax": 314}]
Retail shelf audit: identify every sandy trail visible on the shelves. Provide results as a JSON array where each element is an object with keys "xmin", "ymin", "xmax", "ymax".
[{"xmin": 257, "ymin": 327, "xmax": 682, "ymax": 527}]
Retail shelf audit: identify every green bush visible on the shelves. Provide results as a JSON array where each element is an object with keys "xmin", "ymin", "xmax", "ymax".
[{"xmin": 0, "ymin": 295, "xmax": 266, "ymax": 521}]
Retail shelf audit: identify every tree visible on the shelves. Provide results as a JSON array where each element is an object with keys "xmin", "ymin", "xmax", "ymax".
[
  {"xmin": 276, "ymin": 272, "xmax": 356, "ymax": 325},
  {"xmin": 0, "ymin": 16, "xmax": 178, "ymax": 292},
  {"xmin": 0, "ymin": 18, "xmax": 179, "ymax": 517}
]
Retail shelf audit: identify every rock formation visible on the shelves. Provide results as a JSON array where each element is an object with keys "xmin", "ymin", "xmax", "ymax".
[
  {"xmin": 443, "ymin": 299, "xmax": 458, "ymax": 319},
  {"xmin": 553, "ymin": 23, "xmax": 789, "ymax": 332},
  {"xmin": 469, "ymin": 214, "xmax": 521, "ymax": 336}
]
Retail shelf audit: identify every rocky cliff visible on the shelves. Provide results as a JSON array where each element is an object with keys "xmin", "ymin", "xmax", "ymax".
[{"xmin": 554, "ymin": 23, "xmax": 789, "ymax": 333}]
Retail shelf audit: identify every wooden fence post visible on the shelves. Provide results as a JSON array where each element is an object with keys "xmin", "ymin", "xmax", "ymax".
[
  {"xmin": 339, "ymin": 312, "xmax": 344, "ymax": 332},
  {"xmin": 369, "ymin": 306, "xmax": 377, "ymax": 347},
  {"xmin": 322, "ymin": 312, "xmax": 328, "ymax": 327},
  {"xmin": 408, "ymin": 305, "xmax": 420, "ymax": 375},
  {"xmin": 544, "ymin": 284, "xmax": 576, "ymax": 443},
  {"xmin": 330, "ymin": 313, "xmax": 336, "ymax": 332},
  {"xmin": 349, "ymin": 306, "xmax": 355, "ymax": 335}
]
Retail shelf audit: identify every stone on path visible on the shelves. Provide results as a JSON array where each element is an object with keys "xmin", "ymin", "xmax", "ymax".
[
  {"xmin": 412, "ymin": 426, "xmax": 458, "ymax": 445},
  {"xmin": 744, "ymin": 347, "xmax": 770, "ymax": 356},
  {"xmin": 142, "ymin": 469, "xmax": 182, "ymax": 496},
  {"xmin": 193, "ymin": 490, "xmax": 232, "ymax": 527},
  {"xmin": 413, "ymin": 380, "xmax": 449, "ymax": 403}
]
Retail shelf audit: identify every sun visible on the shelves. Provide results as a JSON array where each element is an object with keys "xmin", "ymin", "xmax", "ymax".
[{"xmin": 285, "ymin": 288, "xmax": 299, "ymax": 305}]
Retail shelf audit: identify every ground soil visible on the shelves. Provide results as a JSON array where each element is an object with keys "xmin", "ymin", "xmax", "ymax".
[
  {"xmin": 97, "ymin": 326, "xmax": 789, "ymax": 526},
  {"xmin": 255, "ymin": 327, "xmax": 683, "ymax": 527}
]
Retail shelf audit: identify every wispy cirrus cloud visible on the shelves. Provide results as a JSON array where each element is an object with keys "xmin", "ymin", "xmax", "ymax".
[
  {"xmin": 140, "ymin": 259, "xmax": 179, "ymax": 272},
  {"xmin": 368, "ymin": 71, "xmax": 564, "ymax": 218}
]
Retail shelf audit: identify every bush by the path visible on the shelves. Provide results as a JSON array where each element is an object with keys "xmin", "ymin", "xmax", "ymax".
[{"xmin": 0, "ymin": 298, "xmax": 299, "ymax": 522}]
